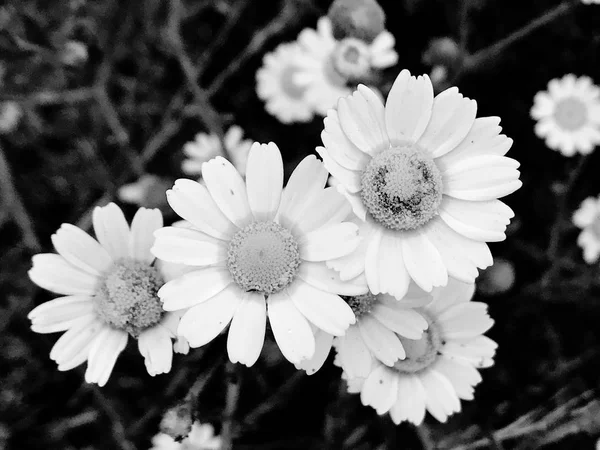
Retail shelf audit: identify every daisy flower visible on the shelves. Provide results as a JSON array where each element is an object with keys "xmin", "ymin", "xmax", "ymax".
[
  {"xmin": 297, "ymin": 17, "xmax": 398, "ymax": 116},
  {"xmin": 341, "ymin": 278, "xmax": 497, "ymax": 425},
  {"xmin": 573, "ymin": 195, "xmax": 600, "ymax": 263},
  {"xmin": 182, "ymin": 125, "xmax": 253, "ymax": 177},
  {"xmin": 297, "ymin": 283, "xmax": 431, "ymax": 376},
  {"xmin": 531, "ymin": 74, "xmax": 600, "ymax": 156},
  {"xmin": 28, "ymin": 204, "xmax": 184, "ymax": 386},
  {"xmin": 582, "ymin": 0, "xmax": 600, "ymax": 4},
  {"xmin": 152, "ymin": 142, "xmax": 364, "ymax": 367},
  {"xmin": 256, "ymin": 42, "xmax": 315, "ymax": 124},
  {"xmin": 150, "ymin": 421, "xmax": 221, "ymax": 450},
  {"xmin": 319, "ymin": 69, "xmax": 521, "ymax": 298}
]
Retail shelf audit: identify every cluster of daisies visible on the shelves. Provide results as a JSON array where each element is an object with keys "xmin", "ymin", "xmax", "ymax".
[
  {"xmin": 530, "ymin": 74, "xmax": 600, "ymax": 263},
  {"xmin": 29, "ymin": 60, "xmax": 522, "ymax": 428}
]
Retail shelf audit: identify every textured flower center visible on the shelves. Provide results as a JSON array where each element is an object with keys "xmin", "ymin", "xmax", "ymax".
[
  {"xmin": 280, "ymin": 65, "xmax": 308, "ymax": 100},
  {"xmin": 94, "ymin": 259, "xmax": 164, "ymax": 337},
  {"xmin": 360, "ymin": 146, "xmax": 443, "ymax": 230},
  {"xmin": 393, "ymin": 316, "xmax": 442, "ymax": 374},
  {"xmin": 554, "ymin": 97, "xmax": 587, "ymax": 131},
  {"xmin": 343, "ymin": 292, "xmax": 378, "ymax": 318},
  {"xmin": 331, "ymin": 38, "xmax": 371, "ymax": 81},
  {"xmin": 227, "ymin": 221, "xmax": 301, "ymax": 295}
]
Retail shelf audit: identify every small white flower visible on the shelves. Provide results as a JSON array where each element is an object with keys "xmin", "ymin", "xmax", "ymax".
[
  {"xmin": 582, "ymin": 0, "xmax": 600, "ymax": 4},
  {"xmin": 150, "ymin": 421, "xmax": 221, "ymax": 450},
  {"xmin": 28, "ymin": 204, "xmax": 183, "ymax": 386},
  {"xmin": 153, "ymin": 142, "xmax": 363, "ymax": 367},
  {"xmin": 573, "ymin": 195, "xmax": 600, "ymax": 263},
  {"xmin": 182, "ymin": 126, "xmax": 252, "ymax": 177},
  {"xmin": 320, "ymin": 69, "xmax": 521, "ymax": 298},
  {"xmin": 341, "ymin": 279, "xmax": 497, "ymax": 425},
  {"xmin": 297, "ymin": 17, "xmax": 398, "ymax": 116},
  {"xmin": 256, "ymin": 42, "xmax": 316, "ymax": 124},
  {"xmin": 531, "ymin": 74, "xmax": 600, "ymax": 156}
]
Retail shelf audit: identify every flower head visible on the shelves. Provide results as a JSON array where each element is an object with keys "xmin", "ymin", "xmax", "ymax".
[
  {"xmin": 320, "ymin": 69, "xmax": 521, "ymax": 298},
  {"xmin": 182, "ymin": 126, "xmax": 252, "ymax": 177},
  {"xmin": 573, "ymin": 195, "xmax": 600, "ymax": 263},
  {"xmin": 28, "ymin": 204, "xmax": 183, "ymax": 386},
  {"xmin": 152, "ymin": 143, "xmax": 363, "ymax": 367},
  {"xmin": 297, "ymin": 17, "xmax": 397, "ymax": 116},
  {"xmin": 256, "ymin": 42, "xmax": 316, "ymax": 124},
  {"xmin": 327, "ymin": 0, "xmax": 386, "ymax": 43},
  {"xmin": 531, "ymin": 74, "xmax": 600, "ymax": 156},
  {"xmin": 150, "ymin": 421, "xmax": 221, "ymax": 450},
  {"xmin": 341, "ymin": 279, "xmax": 497, "ymax": 425}
]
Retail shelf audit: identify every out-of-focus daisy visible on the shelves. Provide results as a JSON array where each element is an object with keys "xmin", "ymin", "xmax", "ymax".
[
  {"xmin": 327, "ymin": 0, "xmax": 386, "ymax": 43},
  {"xmin": 342, "ymin": 279, "xmax": 497, "ymax": 425},
  {"xmin": 531, "ymin": 74, "xmax": 600, "ymax": 156},
  {"xmin": 573, "ymin": 195, "xmax": 600, "ymax": 263},
  {"xmin": 182, "ymin": 126, "xmax": 252, "ymax": 177},
  {"xmin": 256, "ymin": 42, "xmax": 315, "ymax": 124},
  {"xmin": 150, "ymin": 421, "xmax": 221, "ymax": 450},
  {"xmin": 118, "ymin": 174, "xmax": 173, "ymax": 210},
  {"xmin": 297, "ymin": 17, "xmax": 398, "ymax": 116},
  {"xmin": 297, "ymin": 283, "xmax": 430, "ymax": 376},
  {"xmin": 320, "ymin": 69, "xmax": 521, "ymax": 298},
  {"xmin": 477, "ymin": 257, "xmax": 516, "ymax": 296},
  {"xmin": 28, "ymin": 204, "xmax": 184, "ymax": 386},
  {"xmin": 152, "ymin": 143, "xmax": 363, "ymax": 367},
  {"xmin": 582, "ymin": 0, "xmax": 600, "ymax": 4}
]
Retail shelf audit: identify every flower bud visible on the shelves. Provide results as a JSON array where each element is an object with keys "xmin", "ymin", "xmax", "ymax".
[{"xmin": 328, "ymin": 0, "xmax": 385, "ymax": 43}]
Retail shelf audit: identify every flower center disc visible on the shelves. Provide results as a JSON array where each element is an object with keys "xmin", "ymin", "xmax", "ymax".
[
  {"xmin": 280, "ymin": 65, "xmax": 308, "ymax": 100},
  {"xmin": 227, "ymin": 221, "xmax": 301, "ymax": 295},
  {"xmin": 554, "ymin": 97, "xmax": 587, "ymax": 131},
  {"xmin": 343, "ymin": 292, "xmax": 378, "ymax": 318},
  {"xmin": 94, "ymin": 259, "xmax": 164, "ymax": 337},
  {"xmin": 360, "ymin": 146, "xmax": 443, "ymax": 230},
  {"xmin": 331, "ymin": 38, "xmax": 371, "ymax": 81},
  {"xmin": 393, "ymin": 317, "xmax": 442, "ymax": 374}
]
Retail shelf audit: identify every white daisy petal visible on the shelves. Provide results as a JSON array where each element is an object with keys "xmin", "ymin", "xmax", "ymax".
[
  {"xmin": 385, "ymin": 70, "xmax": 434, "ymax": 144},
  {"xmin": 246, "ymin": 143, "xmax": 283, "ymax": 222},
  {"xmin": 434, "ymin": 357, "xmax": 482, "ymax": 400},
  {"xmin": 370, "ymin": 303, "xmax": 428, "ymax": 340},
  {"xmin": 428, "ymin": 278, "xmax": 475, "ymax": 316},
  {"xmin": 289, "ymin": 280, "xmax": 356, "ymax": 336},
  {"xmin": 92, "ymin": 203, "xmax": 130, "ymax": 260},
  {"xmin": 267, "ymin": 290, "xmax": 315, "ymax": 364},
  {"xmin": 401, "ymin": 231, "xmax": 448, "ymax": 292},
  {"xmin": 389, "ymin": 374, "xmax": 427, "ymax": 425},
  {"xmin": 202, "ymin": 157, "xmax": 252, "ymax": 228},
  {"xmin": 327, "ymin": 218, "xmax": 372, "ymax": 280},
  {"xmin": 151, "ymin": 226, "xmax": 227, "ymax": 266},
  {"xmin": 28, "ymin": 296, "xmax": 94, "ymax": 333},
  {"xmin": 316, "ymin": 146, "xmax": 363, "ymax": 194},
  {"xmin": 51, "ymin": 224, "xmax": 112, "ymax": 276},
  {"xmin": 441, "ymin": 335, "xmax": 497, "ymax": 368},
  {"xmin": 291, "ymin": 187, "xmax": 353, "ymax": 235},
  {"xmin": 418, "ymin": 87, "xmax": 477, "ymax": 158},
  {"xmin": 138, "ymin": 325, "xmax": 173, "ymax": 376},
  {"xmin": 365, "ymin": 228, "xmax": 411, "ymax": 299},
  {"xmin": 158, "ymin": 266, "xmax": 232, "ymax": 311},
  {"xmin": 358, "ymin": 316, "xmax": 406, "ymax": 364},
  {"xmin": 177, "ymin": 284, "xmax": 243, "ymax": 347},
  {"xmin": 29, "ymin": 254, "xmax": 98, "ymax": 295},
  {"xmin": 85, "ymin": 327, "xmax": 128, "ymax": 387},
  {"xmin": 166, "ymin": 179, "xmax": 236, "ymax": 240},
  {"xmin": 338, "ymin": 86, "xmax": 389, "ymax": 155},
  {"xmin": 438, "ymin": 303, "xmax": 494, "ymax": 340},
  {"xmin": 227, "ymin": 292, "xmax": 266, "ymax": 367},
  {"xmin": 335, "ymin": 325, "xmax": 372, "ymax": 378},
  {"xmin": 298, "ymin": 261, "xmax": 367, "ymax": 296},
  {"xmin": 296, "ymin": 327, "xmax": 334, "ymax": 375},
  {"xmin": 360, "ymin": 365, "xmax": 398, "ymax": 414},
  {"xmin": 50, "ymin": 317, "xmax": 104, "ymax": 371},
  {"xmin": 322, "ymin": 109, "xmax": 371, "ymax": 170},
  {"xmin": 420, "ymin": 370, "xmax": 461, "ymax": 422},
  {"xmin": 439, "ymin": 197, "xmax": 512, "ymax": 242},
  {"xmin": 129, "ymin": 208, "xmax": 163, "ymax": 263},
  {"xmin": 299, "ymin": 222, "xmax": 360, "ymax": 262}
]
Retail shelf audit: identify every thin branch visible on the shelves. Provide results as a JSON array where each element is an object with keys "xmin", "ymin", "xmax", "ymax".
[
  {"xmin": 89, "ymin": 385, "xmax": 137, "ymax": 450},
  {"xmin": 0, "ymin": 143, "xmax": 40, "ymax": 252},
  {"xmin": 221, "ymin": 361, "xmax": 242, "ymax": 450},
  {"xmin": 0, "ymin": 88, "xmax": 94, "ymax": 105}
]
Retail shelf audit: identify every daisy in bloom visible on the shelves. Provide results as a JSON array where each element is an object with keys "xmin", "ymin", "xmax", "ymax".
[
  {"xmin": 297, "ymin": 17, "xmax": 398, "ymax": 116},
  {"xmin": 320, "ymin": 69, "xmax": 521, "ymax": 298},
  {"xmin": 531, "ymin": 74, "xmax": 600, "ymax": 156},
  {"xmin": 182, "ymin": 125, "xmax": 253, "ymax": 177},
  {"xmin": 341, "ymin": 279, "xmax": 497, "ymax": 425},
  {"xmin": 150, "ymin": 421, "xmax": 222, "ymax": 450},
  {"xmin": 28, "ymin": 203, "xmax": 185, "ymax": 386},
  {"xmin": 256, "ymin": 42, "xmax": 315, "ymax": 124},
  {"xmin": 152, "ymin": 142, "xmax": 364, "ymax": 367},
  {"xmin": 297, "ymin": 283, "xmax": 430, "ymax": 376},
  {"xmin": 573, "ymin": 195, "xmax": 600, "ymax": 263}
]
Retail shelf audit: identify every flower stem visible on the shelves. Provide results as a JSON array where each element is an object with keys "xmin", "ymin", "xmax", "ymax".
[
  {"xmin": 221, "ymin": 361, "xmax": 242, "ymax": 450},
  {"xmin": 463, "ymin": 0, "xmax": 579, "ymax": 73}
]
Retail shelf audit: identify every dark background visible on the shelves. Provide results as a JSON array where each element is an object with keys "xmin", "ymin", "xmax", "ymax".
[{"xmin": 1, "ymin": 0, "xmax": 600, "ymax": 448}]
